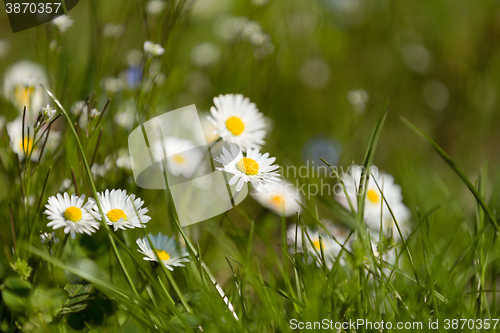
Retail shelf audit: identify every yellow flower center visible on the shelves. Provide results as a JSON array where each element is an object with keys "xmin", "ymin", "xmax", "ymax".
[
  {"xmin": 225, "ymin": 116, "xmax": 245, "ymax": 136},
  {"xmin": 271, "ymin": 195, "xmax": 283, "ymax": 206},
  {"xmin": 64, "ymin": 206, "xmax": 82, "ymax": 222},
  {"xmin": 156, "ymin": 249, "xmax": 170, "ymax": 261},
  {"xmin": 172, "ymin": 155, "xmax": 185, "ymax": 164},
  {"xmin": 14, "ymin": 85, "xmax": 35, "ymax": 107},
  {"xmin": 367, "ymin": 189, "xmax": 380, "ymax": 203},
  {"xmin": 236, "ymin": 157, "xmax": 259, "ymax": 175},
  {"xmin": 107, "ymin": 208, "xmax": 127, "ymax": 222},
  {"xmin": 313, "ymin": 240, "xmax": 322, "ymax": 250},
  {"xmin": 18, "ymin": 138, "xmax": 34, "ymax": 154}
]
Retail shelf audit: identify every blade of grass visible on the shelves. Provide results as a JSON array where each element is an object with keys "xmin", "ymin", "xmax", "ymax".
[
  {"xmin": 29, "ymin": 247, "xmax": 174, "ymax": 331},
  {"xmin": 401, "ymin": 117, "xmax": 500, "ymax": 234},
  {"xmin": 38, "ymin": 86, "xmax": 196, "ymax": 330}
]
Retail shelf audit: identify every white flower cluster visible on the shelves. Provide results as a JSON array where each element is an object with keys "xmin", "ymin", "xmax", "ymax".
[
  {"xmin": 40, "ymin": 104, "xmax": 56, "ymax": 120},
  {"xmin": 213, "ymin": 16, "xmax": 275, "ymax": 59},
  {"xmin": 144, "ymin": 41, "xmax": 165, "ymax": 57},
  {"xmin": 43, "ymin": 190, "xmax": 189, "ymax": 270}
]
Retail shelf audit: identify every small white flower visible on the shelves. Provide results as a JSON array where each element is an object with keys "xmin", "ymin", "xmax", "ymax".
[
  {"xmin": 208, "ymin": 94, "xmax": 267, "ymax": 151},
  {"xmin": 59, "ymin": 178, "xmax": 73, "ymax": 192},
  {"xmin": 214, "ymin": 144, "xmax": 280, "ymax": 192},
  {"xmin": 136, "ymin": 233, "xmax": 190, "ymax": 271},
  {"xmin": 22, "ymin": 195, "xmax": 36, "ymax": 206},
  {"xmin": 116, "ymin": 148, "xmax": 132, "ymax": 170},
  {"xmin": 45, "ymin": 130, "xmax": 61, "ymax": 153},
  {"xmin": 146, "ymin": 0, "xmax": 166, "ymax": 15},
  {"xmin": 40, "ymin": 104, "xmax": 56, "ymax": 120},
  {"xmin": 103, "ymin": 23, "xmax": 125, "ymax": 38},
  {"xmin": 251, "ymin": 179, "xmax": 302, "ymax": 216},
  {"xmin": 401, "ymin": 43, "xmax": 431, "ymax": 74},
  {"xmin": 77, "ymin": 105, "xmax": 97, "ymax": 129},
  {"xmin": 3, "ymin": 61, "xmax": 49, "ymax": 118},
  {"xmin": 347, "ymin": 89, "xmax": 369, "ymax": 113},
  {"xmin": 40, "ymin": 231, "xmax": 60, "ymax": 244},
  {"xmin": 242, "ymin": 21, "xmax": 263, "ymax": 41},
  {"xmin": 336, "ymin": 164, "xmax": 411, "ymax": 241},
  {"xmin": 101, "ymin": 77, "xmax": 123, "ymax": 95},
  {"xmin": 44, "ymin": 193, "xmax": 99, "ymax": 239},
  {"xmin": 144, "ymin": 41, "xmax": 165, "ymax": 56},
  {"xmin": 213, "ymin": 15, "xmax": 248, "ymax": 41},
  {"xmin": 299, "ymin": 57, "xmax": 331, "ymax": 89},
  {"xmin": 71, "ymin": 101, "xmax": 86, "ymax": 116},
  {"xmin": 191, "ymin": 43, "xmax": 220, "ymax": 67},
  {"xmin": 287, "ymin": 223, "xmax": 350, "ymax": 268},
  {"xmin": 91, "ymin": 163, "xmax": 110, "ymax": 178},
  {"xmin": 151, "ymin": 137, "xmax": 204, "ymax": 178},
  {"xmin": 126, "ymin": 49, "xmax": 143, "ymax": 66},
  {"xmin": 52, "ymin": 15, "xmax": 74, "ymax": 33},
  {"xmin": 90, "ymin": 108, "xmax": 100, "ymax": 118},
  {"xmin": 115, "ymin": 100, "xmax": 136, "ymax": 130},
  {"xmin": 91, "ymin": 189, "xmax": 151, "ymax": 231}
]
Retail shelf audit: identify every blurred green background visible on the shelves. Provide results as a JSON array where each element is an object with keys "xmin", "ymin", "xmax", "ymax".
[{"xmin": 1, "ymin": 0, "xmax": 500, "ymax": 330}]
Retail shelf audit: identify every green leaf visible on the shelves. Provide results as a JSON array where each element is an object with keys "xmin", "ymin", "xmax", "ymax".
[
  {"xmin": 64, "ymin": 283, "xmax": 93, "ymax": 297},
  {"xmin": 28, "ymin": 247, "xmax": 175, "ymax": 331},
  {"xmin": 2, "ymin": 276, "xmax": 32, "ymax": 296},
  {"xmin": 64, "ymin": 284, "xmax": 83, "ymax": 297},
  {"xmin": 2, "ymin": 290, "xmax": 26, "ymax": 312},
  {"xmin": 59, "ymin": 303, "xmax": 89, "ymax": 315}
]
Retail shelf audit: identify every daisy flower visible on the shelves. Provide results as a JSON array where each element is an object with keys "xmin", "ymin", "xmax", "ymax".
[
  {"xmin": 214, "ymin": 144, "xmax": 280, "ymax": 192},
  {"xmin": 336, "ymin": 164, "xmax": 411, "ymax": 241},
  {"xmin": 136, "ymin": 233, "xmax": 190, "ymax": 270},
  {"xmin": 251, "ymin": 179, "xmax": 302, "ymax": 216},
  {"xmin": 287, "ymin": 223, "xmax": 350, "ymax": 268},
  {"xmin": 91, "ymin": 189, "xmax": 151, "ymax": 231},
  {"xmin": 150, "ymin": 136, "xmax": 204, "ymax": 178},
  {"xmin": 2, "ymin": 61, "xmax": 49, "ymax": 118},
  {"xmin": 6, "ymin": 117, "xmax": 61, "ymax": 162},
  {"xmin": 44, "ymin": 193, "xmax": 99, "ymax": 239},
  {"xmin": 208, "ymin": 94, "xmax": 267, "ymax": 151}
]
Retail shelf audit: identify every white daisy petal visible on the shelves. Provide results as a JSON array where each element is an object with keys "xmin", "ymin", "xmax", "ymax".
[
  {"xmin": 91, "ymin": 189, "xmax": 151, "ymax": 231},
  {"xmin": 43, "ymin": 192, "xmax": 100, "ymax": 238},
  {"xmin": 215, "ymin": 146, "xmax": 280, "ymax": 192},
  {"xmin": 335, "ymin": 164, "xmax": 411, "ymax": 241},
  {"xmin": 136, "ymin": 233, "xmax": 190, "ymax": 270},
  {"xmin": 208, "ymin": 94, "xmax": 267, "ymax": 151},
  {"xmin": 287, "ymin": 222, "xmax": 351, "ymax": 269}
]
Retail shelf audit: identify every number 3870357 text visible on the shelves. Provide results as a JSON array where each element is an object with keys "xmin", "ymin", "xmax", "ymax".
[{"xmin": 5, "ymin": 3, "xmax": 62, "ymax": 14}]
